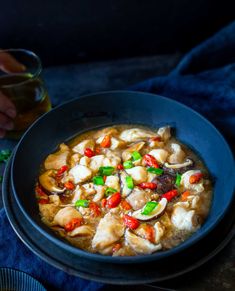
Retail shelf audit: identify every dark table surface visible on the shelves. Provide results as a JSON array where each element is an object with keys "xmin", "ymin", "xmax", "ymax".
[{"xmin": 0, "ymin": 54, "xmax": 234, "ymax": 291}]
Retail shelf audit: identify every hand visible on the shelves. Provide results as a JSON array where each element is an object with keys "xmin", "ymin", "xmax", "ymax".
[{"xmin": 0, "ymin": 51, "xmax": 25, "ymax": 138}]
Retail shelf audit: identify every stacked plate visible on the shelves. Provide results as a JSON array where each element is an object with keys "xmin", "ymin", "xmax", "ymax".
[{"xmin": 3, "ymin": 91, "xmax": 235, "ymax": 284}]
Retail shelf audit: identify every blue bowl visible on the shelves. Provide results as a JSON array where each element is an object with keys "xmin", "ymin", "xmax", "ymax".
[
  {"xmin": 0, "ymin": 268, "xmax": 46, "ymax": 291},
  {"xmin": 11, "ymin": 91, "xmax": 235, "ymax": 264}
]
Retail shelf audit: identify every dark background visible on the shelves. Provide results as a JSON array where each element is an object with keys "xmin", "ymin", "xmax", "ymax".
[{"xmin": 1, "ymin": 0, "xmax": 235, "ymax": 66}]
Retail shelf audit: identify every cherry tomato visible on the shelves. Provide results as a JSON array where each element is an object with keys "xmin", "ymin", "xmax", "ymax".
[
  {"xmin": 123, "ymin": 214, "xmax": 139, "ymax": 230},
  {"xmin": 84, "ymin": 148, "xmax": 95, "ymax": 158},
  {"xmin": 106, "ymin": 192, "xmax": 121, "ymax": 208}
]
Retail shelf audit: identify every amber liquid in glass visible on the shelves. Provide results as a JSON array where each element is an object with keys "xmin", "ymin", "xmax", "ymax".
[{"xmin": 0, "ymin": 74, "xmax": 51, "ymax": 138}]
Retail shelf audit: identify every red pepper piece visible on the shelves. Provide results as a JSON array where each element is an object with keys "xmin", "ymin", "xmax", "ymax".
[
  {"xmin": 56, "ymin": 165, "xmax": 68, "ymax": 176},
  {"xmin": 84, "ymin": 148, "xmax": 95, "ymax": 158},
  {"xmin": 64, "ymin": 181, "xmax": 75, "ymax": 190},
  {"xmin": 161, "ymin": 189, "xmax": 178, "ymax": 202},
  {"xmin": 123, "ymin": 214, "xmax": 140, "ymax": 230},
  {"xmin": 120, "ymin": 200, "xmax": 132, "ymax": 210},
  {"xmin": 101, "ymin": 198, "xmax": 107, "ymax": 208},
  {"xmin": 64, "ymin": 218, "xmax": 83, "ymax": 232},
  {"xmin": 95, "ymin": 147, "xmax": 101, "ymax": 154},
  {"xmin": 181, "ymin": 191, "xmax": 190, "ymax": 201},
  {"xmin": 189, "ymin": 173, "xmax": 203, "ymax": 184},
  {"xmin": 150, "ymin": 136, "xmax": 161, "ymax": 142},
  {"xmin": 100, "ymin": 135, "xmax": 111, "ymax": 148},
  {"xmin": 106, "ymin": 192, "xmax": 121, "ymax": 208},
  {"xmin": 112, "ymin": 243, "xmax": 122, "ymax": 253},
  {"xmin": 117, "ymin": 164, "xmax": 124, "ymax": 170},
  {"xmin": 138, "ymin": 182, "xmax": 157, "ymax": 190},
  {"xmin": 89, "ymin": 202, "xmax": 101, "ymax": 217},
  {"xmin": 38, "ymin": 198, "xmax": 49, "ymax": 204},
  {"xmin": 143, "ymin": 154, "xmax": 159, "ymax": 168},
  {"xmin": 144, "ymin": 224, "xmax": 155, "ymax": 243}
]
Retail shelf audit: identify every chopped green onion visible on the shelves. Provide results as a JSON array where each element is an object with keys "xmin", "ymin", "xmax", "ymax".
[
  {"xmin": 147, "ymin": 167, "xmax": 164, "ymax": 175},
  {"xmin": 175, "ymin": 173, "xmax": 182, "ymax": 187},
  {"xmin": 99, "ymin": 166, "xmax": 115, "ymax": 176},
  {"xmin": 93, "ymin": 176, "xmax": 104, "ymax": 185},
  {"xmin": 123, "ymin": 160, "xmax": 134, "ymax": 169},
  {"xmin": 126, "ymin": 176, "xmax": 134, "ymax": 189},
  {"xmin": 132, "ymin": 151, "xmax": 142, "ymax": 161},
  {"xmin": 0, "ymin": 149, "xmax": 12, "ymax": 163},
  {"xmin": 105, "ymin": 187, "xmax": 117, "ymax": 196},
  {"xmin": 141, "ymin": 201, "xmax": 158, "ymax": 215},
  {"xmin": 75, "ymin": 199, "xmax": 89, "ymax": 208}
]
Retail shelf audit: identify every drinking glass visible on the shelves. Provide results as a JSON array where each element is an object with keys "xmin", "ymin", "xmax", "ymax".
[{"xmin": 0, "ymin": 49, "xmax": 51, "ymax": 138}]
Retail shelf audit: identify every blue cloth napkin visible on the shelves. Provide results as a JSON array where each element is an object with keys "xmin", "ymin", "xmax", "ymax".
[
  {"xmin": 131, "ymin": 21, "xmax": 235, "ymax": 151},
  {"xmin": 1, "ymin": 20, "xmax": 235, "ymax": 291}
]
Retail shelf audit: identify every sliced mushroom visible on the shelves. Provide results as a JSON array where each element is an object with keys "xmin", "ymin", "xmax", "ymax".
[
  {"xmin": 131, "ymin": 198, "xmax": 168, "ymax": 220},
  {"xmin": 67, "ymin": 225, "xmax": 94, "ymax": 237},
  {"xmin": 119, "ymin": 128, "xmax": 155, "ymax": 142},
  {"xmin": 122, "ymin": 142, "xmax": 145, "ymax": 161},
  {"xmin": 164, "ymin": 158, "xmax": 193, "ymax": 169},
  {"xmin": 39, "ymin": 170, "xmax": 65, "ymax": 193},
  {"xmin": 125, "ymin": 229, "xmax": 162, "ymax": 254}
]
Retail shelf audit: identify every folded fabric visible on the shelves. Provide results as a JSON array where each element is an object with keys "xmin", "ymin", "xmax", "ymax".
[
  {"xmin": 1, "ymin": 20, "xmax": 235, "ymax": 291},
  {"xmin": 131, "ymin": 21, "xmax": 235, "ymax": 151}
]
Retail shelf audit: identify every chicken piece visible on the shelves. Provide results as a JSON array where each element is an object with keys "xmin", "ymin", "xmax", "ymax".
[
  {"xmin": 96, "ymin": 136, "xmax": 125, "ymax": 150},
  {"xmin": 93, "ymin": 185, "xmax": 105, "ymax": 202},
  {"xmin": 122, "ymin": 142, "xmax": 145, "ymax": 161},
  {"xmin": 82, "ymin": 183, "xmax": 96, "ymax": 196},
  {"xmin": 67, "ymin": 225, "xmax": 94, "ymax": 237},
  {"xmin": 72, "ymin": 139, "xmax": 95, "ymax": 155},
  {"xmin": 69, "ymin": 165, "xmax": 92, "ymax": 184},
  {"xmin": 171, "ymin": 206, "xmax": 199, "ymax": 231},
  {"xmin": 168, "ymin": 143, "xmax": 186, "ymax": 164},
  {"xmin": 92, "ymin": 213, "xmax": 124, "ymax": 251},
  {"xmin": 70, "ymin": 153, "xmax": 81, "ymax": 167},
  {"xmin": 71, "ymin": 185, "xmax": 83, "ymax": 203},
  {"xmin": 119, "ymin": 128, "xmax": 155, "ymax": 142},
  {"xmin": 154, "ymin": 222, "xmax": 165, "ymax": 244},
  {"xmin": 126, "ymin": 187, "xmax": 151, "ymax": 210},
  {"xmin": 79, "ymin": 156, "xmax": 90, "ymax": 167},
  {"xmin": 126, "ymin": 166, "xmax": 148, "ymax": 184},
  {"xmin": 93, "ymin": 127, "xmax": 119, "ymax": 139},
  {"xmin": 44, "ymin": 144, "xmax": 70, "ymax": 170},
  {"xmin": 120, "ymin": 171, "xmax": 133, "ymax": 197},
  {"xmin": 39, "ymin": 195, "xmax": 61, "ymax": 224},
  {"xmin": 157, "ymin": 126, "xmax": 171, "ymax": 141},
  {"xmin": 104, "ymin": 150, "xmax": 121, "ymax": 167},
  {"xmin": 89, "ymin": 155, "xmax": 105, "ymax": 172},
  {"xmin": 125, "ymin": 229, "xmax": 162, "ymax": 254},
  {"xmin": 105, "ymin": 175, "xmax": 120, "ymax": 192},
  {"xmin": 53, "ymin": 206, "xmax": 82, "ymax": 227},
  {"xmin": 149, "ymin": 139, "xmax": 165, "ymax": 148},
  {"xmin": 148, "ymin": 149, "xmax": 169, "ymax": 164},
  {"xmin": 180, "ymin": 170, "xmax": 204, "ymax": 194}
]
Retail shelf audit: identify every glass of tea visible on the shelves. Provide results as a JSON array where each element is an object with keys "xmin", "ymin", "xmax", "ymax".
[{"xmin": 0, "ymin": 49, "xmax": 51, "ymax": 139}]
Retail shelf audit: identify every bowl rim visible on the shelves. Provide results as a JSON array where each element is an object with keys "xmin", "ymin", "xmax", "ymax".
[{"xmin": 11, "ymin": 90, "xmax": 235, "ymax": 264}]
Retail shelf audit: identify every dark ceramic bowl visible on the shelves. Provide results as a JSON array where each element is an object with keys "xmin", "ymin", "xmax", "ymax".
[{"xmin": 11, "ymin": 91, "xmax": 235, "ymax": 264}]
